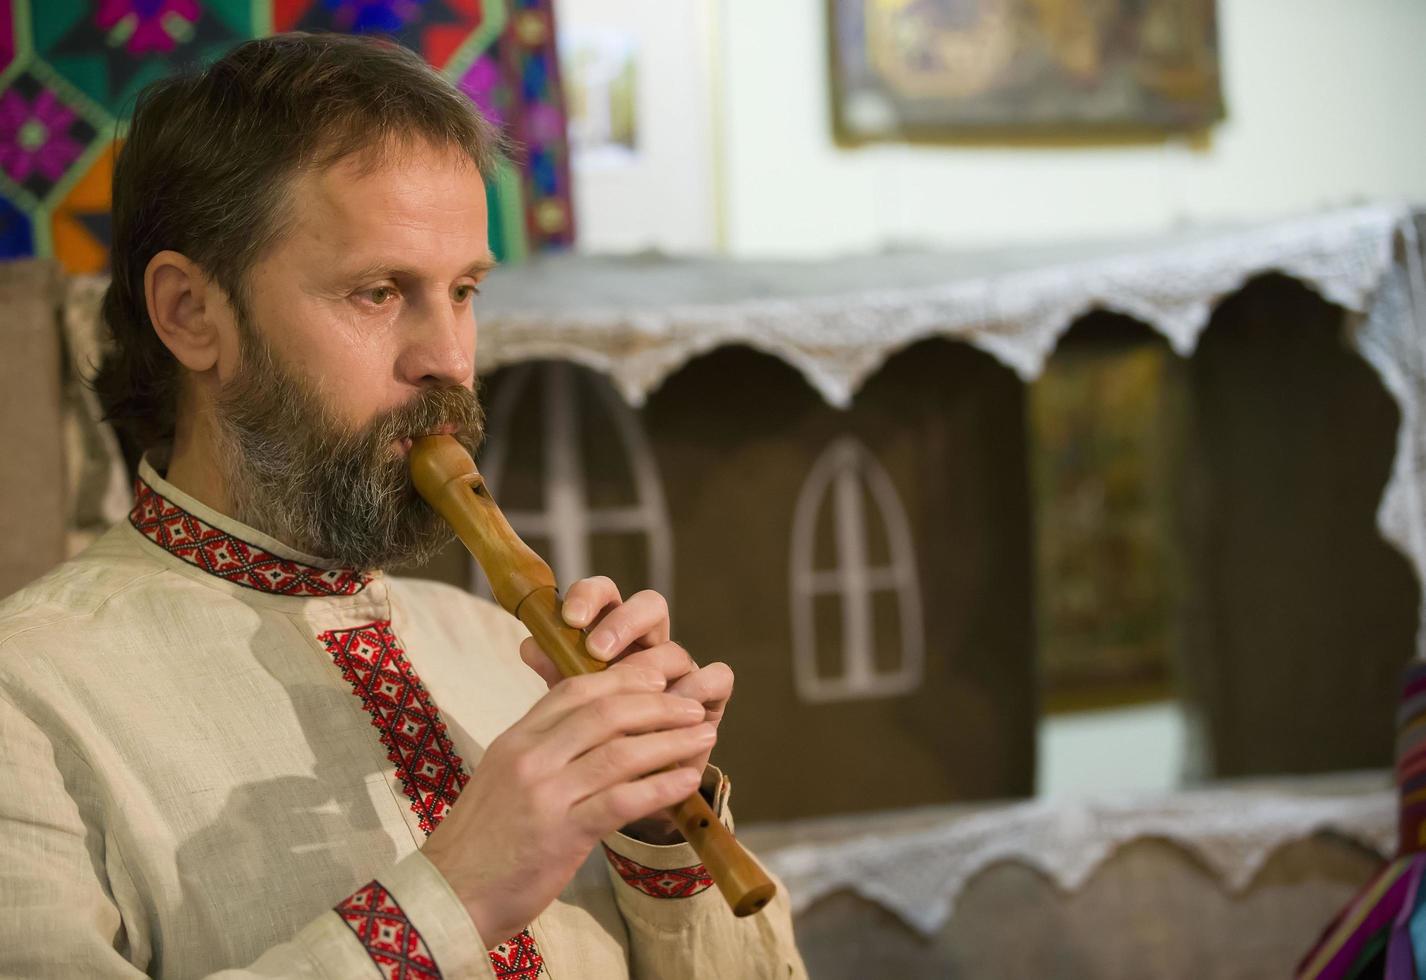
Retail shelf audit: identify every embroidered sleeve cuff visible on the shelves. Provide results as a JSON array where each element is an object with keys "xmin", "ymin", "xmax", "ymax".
[
  {"xmin": 601, "ymin": 765, "xmax": 732, "ymax": 912},
  {"xmin": 331, "ymin": 849, "xmax": 497, "ymax": 980}
]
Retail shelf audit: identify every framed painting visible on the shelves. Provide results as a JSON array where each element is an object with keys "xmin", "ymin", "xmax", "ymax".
[
  {"xmin": 828, "ymin": 0, "xmax": 1225, "ymax": 143},
  {"xmin": 1029, "ymin": 328, "xmax": 1185, "ymax": 713}
]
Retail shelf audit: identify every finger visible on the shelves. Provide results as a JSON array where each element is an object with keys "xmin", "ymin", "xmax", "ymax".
[
  {"xmin": 545, "ymin": 692, "xmax": 706, "ymax": 764},
  {"xmin": 611, "ymin": 642, "xmax": 697, "ymax": 687},
  {"xmin": 518, "ymin": 665, "xmax": 666, "ymax": 733},
  {"xmin": 666, "ymin": 661, "xmax": 734, "ymax": 721},
  {"xmin": 561, "ymin": 576, "xmax": 622, "ymax": 630},
  {"xmin": 519, "ymin": 636, "xmax": 565, "ymax": 690},
  {"xmin": 584, "ymin": 590, "xmax": 670, "ymax": 661},
  {"xmin": 570, "ymin": 765, "xmax": 703, "ymax": 838},
  {"xmin": 562, "ymin": 722, "xmax": 716, "ymax": 804}
]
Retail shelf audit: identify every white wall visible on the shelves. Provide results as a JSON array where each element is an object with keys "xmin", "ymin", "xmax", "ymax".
[
  {"xmin": 1036, "ymin": 701, "xmax": 1191, "ymax": 799},
  {"xmin": 555, "ymin": 0, "xmax": 720, "ymax": 253},
  {"xmin": 706, "ymin": 0, "xmax": 1426, "ymax": 257}
]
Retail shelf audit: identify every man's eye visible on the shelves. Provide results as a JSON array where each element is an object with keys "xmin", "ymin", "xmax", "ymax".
[
  {"xmin": 454, "ymin": 284, "xmax": 481, "ymax": 303},
  {"xmin": 364, "ymin": 286, "xmax": 396, "ymax": 305}
]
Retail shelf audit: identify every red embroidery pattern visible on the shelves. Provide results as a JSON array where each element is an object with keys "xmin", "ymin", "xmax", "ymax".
[
  {"xmin": 489, "ymin": 930, "xmax": 545, "ymax": 980},
  {"xmin": 335, "ymin": 880, "xmax": 441, "ymax": 980},
  {"xmin": 130, "ymin": 478, "xmax": 369, "ymax": 597},
  {"xmin": 602, "ymin": 844, "xmax": 715, "ymax": 899},
  {"xmin": 319, "ymin": 622, "xmax": 470, "ymax": 834},
  {"xmin": 322, "ymin": 621, "xmax": 546, "ymax": 978}
]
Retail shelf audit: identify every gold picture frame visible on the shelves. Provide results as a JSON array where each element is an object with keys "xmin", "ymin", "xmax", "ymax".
[{"xmin": 828, "ymin": 0, "xmax": 1225, "ymax": 146}]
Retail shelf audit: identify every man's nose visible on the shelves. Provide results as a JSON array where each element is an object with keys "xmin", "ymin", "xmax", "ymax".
[{"xmin": 399, "ymin": 301, "xmax": 474, "ymax": 387}]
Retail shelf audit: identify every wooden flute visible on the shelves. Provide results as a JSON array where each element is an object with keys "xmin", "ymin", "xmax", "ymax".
[{"xmin": 409, "ymin": 434, "xmax": 776, "ymax": 917}]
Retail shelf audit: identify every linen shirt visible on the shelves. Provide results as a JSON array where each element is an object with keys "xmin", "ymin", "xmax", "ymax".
[{"xmin": 0, "ymin": 461, "xmax": 805, "ymax": 979}]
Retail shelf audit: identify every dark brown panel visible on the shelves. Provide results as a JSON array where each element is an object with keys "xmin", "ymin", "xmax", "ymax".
[
  {"xmin": 644, "ymin": 341, "xmax": 1036, "ymax": 820},
  {"xmin": 0, "ymin": 260, "xmax": 66, "ymax": 600},
  {"xmin": 1181, "ymin": 274, "xmax": 1418, "ymax": 776}
]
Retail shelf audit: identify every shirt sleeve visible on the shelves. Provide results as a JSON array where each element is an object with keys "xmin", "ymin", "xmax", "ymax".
[
  {"xmin": 0, "ymin": 692, "xmax": 494, "ymax": 980},
  {"xmin": 600, "ymin": 767, "xmax": 808, "ymax": 980}
]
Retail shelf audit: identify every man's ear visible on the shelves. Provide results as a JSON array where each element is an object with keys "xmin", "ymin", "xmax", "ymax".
[{"xmin": 144, "ymin": 250, "xmax": 225, "ymax": 376}]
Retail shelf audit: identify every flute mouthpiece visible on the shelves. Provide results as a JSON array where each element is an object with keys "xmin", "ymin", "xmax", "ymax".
[{"xmin": 409, "ymin": 434, "xmax": 478, "ymax": 500}]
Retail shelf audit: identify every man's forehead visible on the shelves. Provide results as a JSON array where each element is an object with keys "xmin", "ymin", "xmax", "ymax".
[
  {"xmin": 299, "ymin": 150, "xmax": 486, "ymax": 223},
  {"xmin": 283, "ymin": 141, "xmax": 490, "ymax": 268}
]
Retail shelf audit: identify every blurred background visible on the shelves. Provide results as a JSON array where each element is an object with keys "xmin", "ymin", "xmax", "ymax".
[{"xmin": 4, "ymin": 1, "xmax": 1426, "ymax": 976}]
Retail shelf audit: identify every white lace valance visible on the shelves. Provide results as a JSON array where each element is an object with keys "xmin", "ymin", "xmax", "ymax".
[
  {"xmin": 742, "ymin": 774, "xmax": 1394, "ymax": 937},
  {"xmin": 474, "ymin": 204, "xmax": 1416, "ymax": 405}
]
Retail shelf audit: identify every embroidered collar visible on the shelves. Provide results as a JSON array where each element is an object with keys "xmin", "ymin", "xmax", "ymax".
[{"xmin": 128, "ymin": 465, "xmax": 371, "ymax": 598}]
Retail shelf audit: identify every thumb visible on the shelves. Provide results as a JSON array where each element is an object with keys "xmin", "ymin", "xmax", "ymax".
[{"xmin": 519, "ymin": 636, "xmax": 564, "ymax": 689}]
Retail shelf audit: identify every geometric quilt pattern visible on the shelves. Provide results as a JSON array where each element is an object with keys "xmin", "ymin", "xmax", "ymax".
[{"xmin": 0, "ymin": 0, "xmax": 572, "ymax": 272}]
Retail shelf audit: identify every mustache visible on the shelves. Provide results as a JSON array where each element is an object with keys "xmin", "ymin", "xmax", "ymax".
[{"xmin": 361, "ymin": 385, "xmax": 485, "ymax": 457}]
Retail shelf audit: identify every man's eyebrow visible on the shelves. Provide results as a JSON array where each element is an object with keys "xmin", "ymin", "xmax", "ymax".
[{"xmin": 338, "ymin": 256, "xmax": 498, "ymax": 282}]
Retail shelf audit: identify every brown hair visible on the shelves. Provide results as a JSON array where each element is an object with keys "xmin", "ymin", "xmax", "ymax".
[{"xmin": 95, "ymin": 32, "xmax": 505, "ymax": 452}]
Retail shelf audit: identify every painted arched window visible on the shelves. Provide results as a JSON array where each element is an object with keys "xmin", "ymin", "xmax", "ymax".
[
  {"xmin": 476, "ymin": 361, "xmax": 674, "ymax": 605},
  {"xmin": 790, "ymin": 438, "xmax": 925, "ymax": 702}
]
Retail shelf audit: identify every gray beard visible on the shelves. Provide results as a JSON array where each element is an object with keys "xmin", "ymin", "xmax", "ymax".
[{"xmin": 214, "ymin": 330, "xmax": 484, "ymax": 571}]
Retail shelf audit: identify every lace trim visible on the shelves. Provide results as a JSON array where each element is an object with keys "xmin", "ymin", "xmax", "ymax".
[
  {"xmin": 488, "ymin": 930, "xmax": 545, "ymax": 980},
  {"xmin": 335, "ymin": 880, "xmax": 442, "ymax": 980},
  {"xmin": 602, "ymin": 843, "xmax": 715, "ymax": 899},
  {"xmin": 321, "ymin": 620, "xmax": 546, "ymax": 977},
  {"xmin": 129, "ymin": 478, "xmax": 369, "ymax": 596},
  {"xmin": 319, "ymin": 621, "xmax": 469, "ymax": 834}
]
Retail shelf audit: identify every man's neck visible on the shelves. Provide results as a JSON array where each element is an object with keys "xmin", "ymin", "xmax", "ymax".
[{"xmin": 163, "ymin": 414, "xmax": 236, "ymax": 524}]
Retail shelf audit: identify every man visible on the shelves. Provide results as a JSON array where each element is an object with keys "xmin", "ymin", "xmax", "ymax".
[{"xmin": 0, "ymin": 32, "xmax": 805, "ymax": 979}]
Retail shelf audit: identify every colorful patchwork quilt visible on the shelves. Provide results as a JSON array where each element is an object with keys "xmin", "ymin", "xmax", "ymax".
[{"xmin": 0, "ymin": 0, "xmax": 573, "ymax": 270}]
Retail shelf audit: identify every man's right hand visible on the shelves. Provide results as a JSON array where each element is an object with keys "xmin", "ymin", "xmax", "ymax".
[{"xmin": 419, "ymin": 649, "xmax": 713, "ymax": 946}]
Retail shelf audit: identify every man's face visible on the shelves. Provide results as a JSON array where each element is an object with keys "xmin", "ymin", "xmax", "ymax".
[
  {"xmin": 211, "ymin": 139, "xmax": 492, "ymax": 569},
  {"xmin": 244, "ymin": 138, "xmax": 491, "ymax": 435}
]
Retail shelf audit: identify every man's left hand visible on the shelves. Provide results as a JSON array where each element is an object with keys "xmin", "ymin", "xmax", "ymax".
[{"xmin": 518, "ymin": 576, "xmax": 732, "ymax": 843}]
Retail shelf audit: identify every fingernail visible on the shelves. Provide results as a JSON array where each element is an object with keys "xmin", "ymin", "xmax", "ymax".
[
  {"xmin": 640, "ymin": 669, "xmax": 666, "ymax": 689},
  {"xmin": 564, "ymin": 600, "xmax": 588, "ymax": 625},
  {"xmin": 588, "ymin": 629, "xmax": 615, "ymax": 656},
  {"xmin": 680, "ymin": 699, "xmax": 705, "ymax": 719},
  {"xmin": 694, "ymin": 723, "xmax": 716, "ymax": 742}
]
